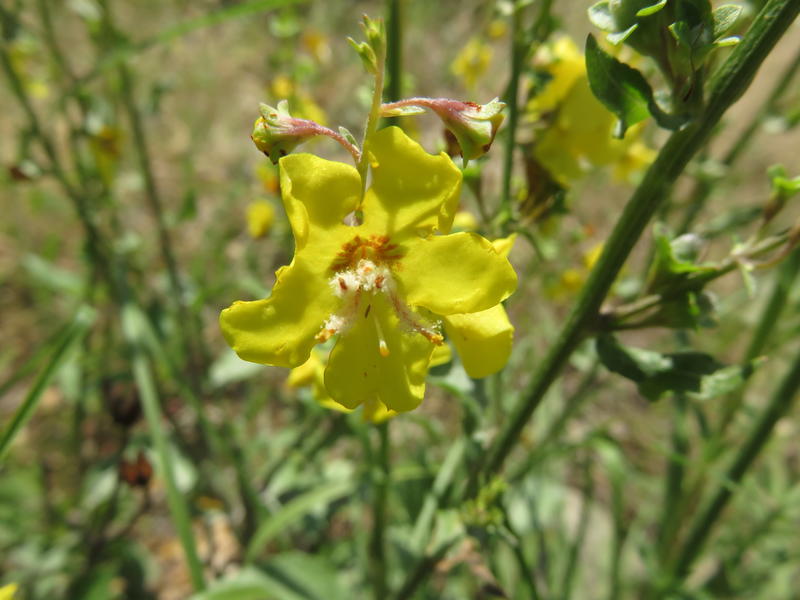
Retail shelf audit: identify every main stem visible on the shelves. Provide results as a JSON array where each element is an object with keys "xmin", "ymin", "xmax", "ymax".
[{"xmin": 474, "ymin": 0, "xmax": 800, "ymax": 490}]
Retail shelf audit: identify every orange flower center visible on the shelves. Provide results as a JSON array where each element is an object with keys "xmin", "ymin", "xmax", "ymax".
[{"xmin": 330, "ymin": 234, "xmax": 403, "ymax": 272}]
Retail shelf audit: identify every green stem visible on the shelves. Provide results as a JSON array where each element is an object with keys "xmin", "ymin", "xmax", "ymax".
[
  {"xmin": 743, "ymin": 246, "xmax": 800, "ymax": 361},
  {"xmin": 122, "ymin": 305, "xmax": 206, "ymax": 592},
  {"xmin": 656, "ymin": 394, "xmax": 689, "ymax": 565},
  {"xmin": 369, "ymin": 422, "xmax": 390, "ymax": 600},
  {"xmin": 718, "ymin": 246, "xmax": 800, "ymax": 431},
  {"xmin": 358, "ymin": 29, "xmax": 387, "ymax": 197},
  {"xmin": 561, "ymin": 459, "xmax": 594, "ymax": 600},
  {"xmin": 473, "ymin": 0, "xmax": 800, "ymax": 487},
  {"xmin": 608, "ymin": 471, "xmax": 629, "ymax": 600},
  {"xmin": 496, "ymin": 2, "xmax": 523, "ymax": 229},
  {"xmin": 384, "ymin": 0, "xmax": 402, "ymax": 112},
  {"xmin": 669, "ymin": 339, "xmax": 800, "ymax": 583},
  {"xmin": 676, "ymin": 42, "xmax": 800, "ymax": 234}
]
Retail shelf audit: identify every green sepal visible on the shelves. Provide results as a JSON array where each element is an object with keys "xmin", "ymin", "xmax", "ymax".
[
  {"xmin": 588, "ymin": 0, "xmax": 617, "ymax": 31},
  {"xmin": 711, "ymin": 4, "xmax": 743, "ymax": 38},
  {"xmin": 636, "ymin": 0, "xmax": 668, "ymax": 17},
  {"xmin": 347, "ymin": 38, "xmax": 377, "ymax": 75}
]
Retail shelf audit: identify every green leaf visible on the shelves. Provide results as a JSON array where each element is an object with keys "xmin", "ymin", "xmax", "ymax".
[
  {"xmin": 712, "ymin": 4, "xmax": 743, "ymax": 38},
  {"xmin": 769, "ymin": 164, "xmax": 800, "ymax": 197},
  {"xmin": 596, "ymin": 335, "xmax": 726, "ymax": 401},
  {"xmin": 596, "ymin": 334, "xmax": 672, "ymax": 383},
  {"xmin": 647, "ymin": 227, "xmax": 719, "ymax": 293},
  {"xmin": 22, "ymin": 254, "xmax": 83, "ymax": 296},
  {"xmin": 649, "ymin": 290, "xmax": 717, "ymax": 329},
  {"xmin": 637, "ymin": 352, "xmax": 723, "ymax": 400},
  {"xmin": 209, "ymin": 348, "xmax": 263, "ymax": 388},
  {"xmin": 636, "ymin": 0, "xmax": 668, "ymax": 17},
  {"xmin": 588, "ymin": 0, "xmax": 617, "ymax": 31},
  {"xmin": 246, "ymin": 480, "xmax": 354, "ymax": 562},
  {"xmin": 585, "ymin": 34, "xmax": 653, "ymax": 137},
  {"xmin": 260, "ymin": 553, "xmax": 350, "ymax": 600},
  {"xmin": 693, "ymin": 360, "xmax": 762, "ymax": 400},
  {"xmin": 189, "ymin": 568, "xmax": 279, "ymax": 600}
]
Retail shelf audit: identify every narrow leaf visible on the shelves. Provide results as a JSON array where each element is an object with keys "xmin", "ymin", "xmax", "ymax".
[
  {"xmin": 246, "ymin": 480, "xmax": 353, "ymax": 562},
  {"xmin": 0, "ymin": 306, "xmax": 94, "ymax": 462}
]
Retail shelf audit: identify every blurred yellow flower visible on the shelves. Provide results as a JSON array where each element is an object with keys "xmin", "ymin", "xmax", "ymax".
[
  {"xmin": 0, "ymin": 583, "xmax": 18, "ymax": 600},
  {"xmin": 548, "ymin": 242, "xmax": 604, "ymax": 298},
  {"xmin": 246, "ymin": 200, "xmax": 275, "ymax": 239},
  {"xmin": 487, "ymin": 19, "xmax": 508, "ymax": 40},
  {"xmin": 451, "ymin": 38, "xmax": 492, "ymax": 90},
  {"xmin": 452, "ymin": 210, "xmax": 479, "ymax": 231},
  {"xmin": 256, "ymin": 163, "xmax": 280, "ymax": 195},
  {"xmin": 301, "ymin": 28, "xmax": 332, "ymax": 64},
  {"xmin": 527, "ymin": 37, "xmax": 655, "ymax": 185}
]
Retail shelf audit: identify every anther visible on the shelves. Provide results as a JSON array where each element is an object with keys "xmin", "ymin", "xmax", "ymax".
[{"xmin": 373, "ymin": 313, "xmax": 390, "ymax": 358}]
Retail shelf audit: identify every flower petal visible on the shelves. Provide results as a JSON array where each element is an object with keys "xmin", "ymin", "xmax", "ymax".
[
  {"xmin": 279, "ymin": 153, "xmax": 362, "ymax": 252},
  {"xmin": 444, "ymin": 304, "xmax": 514, "ymax": 378},
  {"xmin": 219, "ymin": 259, "xmax": 337, "ymax": 368},
  {"xmin": 364, "ymin": 127, "xmax": 462, "ymax": 238},
  {"xmin": 362, "ymin": 399, "xmax": 396, "ymax": 423},
  {"xmin": 324, "ymin": 293, "xmax": 433, "ymax": 412},
  {"xmin": 397, "ymin": 232, "xmax": 517, "ymax": 315}
]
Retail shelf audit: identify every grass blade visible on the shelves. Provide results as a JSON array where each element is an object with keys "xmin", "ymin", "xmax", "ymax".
[{"xmin": 0, "ymin": 306, "xmax": 94, "ymax": 463}]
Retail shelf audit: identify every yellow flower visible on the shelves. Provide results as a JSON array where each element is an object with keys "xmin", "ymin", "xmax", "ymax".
[
  {"xmin": 221, "ymin": 127, "xmax": 517, "ymax": 412},
  {"xmin": 0, "ymin": 583, "xmax": 18, "ymax": 600},
  {"xmin": 527, "ymin": 37, "xmax": 655, "ymax": 185},
  {"xmin": 451, "ymin": 38, "xmax": 492, "ymax": 90},
  {"xmin": 246, "ymin": 200, "xmax": 275, "ymax": 239}
]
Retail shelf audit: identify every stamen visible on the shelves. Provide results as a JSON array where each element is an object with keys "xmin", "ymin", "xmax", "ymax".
[{"xmin": 372, "ymin": 313, "xmax": 390, "ymax": 358}]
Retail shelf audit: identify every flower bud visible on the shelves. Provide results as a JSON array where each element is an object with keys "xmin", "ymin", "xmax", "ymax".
[
  {"xmin": 252, "ymin": 101, "xmax": 322, "ymax": 164},
  {"xmin": 428, "ymin": 98, "xmax": 505, "ymax": 162}
]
